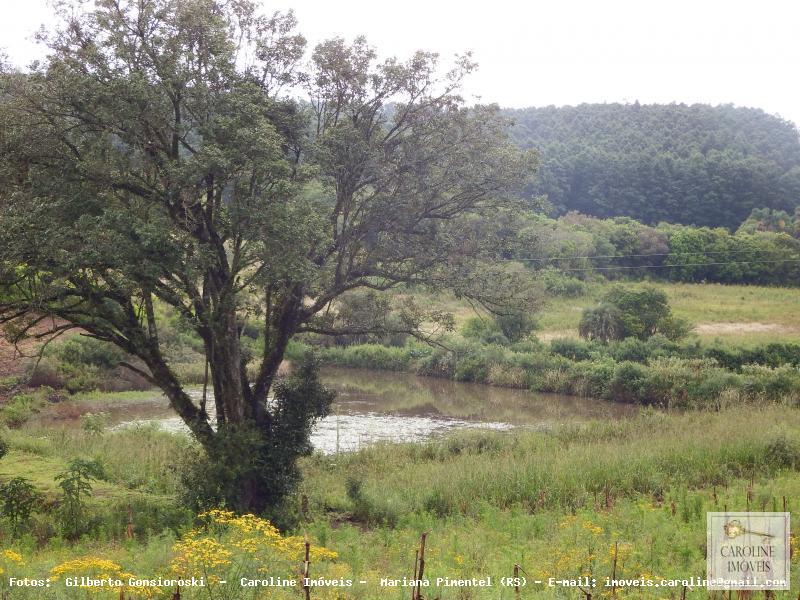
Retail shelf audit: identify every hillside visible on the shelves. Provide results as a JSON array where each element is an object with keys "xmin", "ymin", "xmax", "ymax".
[{"xmin": 507, "ymin": 103, "xmax": 800, "ymax": 228}]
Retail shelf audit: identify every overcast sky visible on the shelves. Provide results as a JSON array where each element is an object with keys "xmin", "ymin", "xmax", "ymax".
[{"xmin": 2, "ymin": 0, "xmax": 799, "ymax": 126}]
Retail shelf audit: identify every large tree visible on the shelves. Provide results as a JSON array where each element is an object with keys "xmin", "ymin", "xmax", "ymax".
[{"xmin": 0, "ymin": 0, "xmax": 537, "ymax": 511}]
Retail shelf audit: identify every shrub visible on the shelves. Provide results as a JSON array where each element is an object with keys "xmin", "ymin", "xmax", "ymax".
[
  {"xmin": 54, "ymin": 337, "xmax": 126, "ymax": 369},
  {"xmin": 608, "ymin": 338, "xmax": 650, "ymax": 363},
  {"xmin": 55, "ymin": 459, "xmax": 105, "ymax": 540},
  {"xmin": 40, "ymin": 336, "xmax": 153, "ymax": 393},
  {"xmin": 81, "ymin": 413, "xmax": 108, "ymax": 435},
  {"xmin": 495, "ymin": 312, "xmax": 537, "ymax": 343},
  {"xmin": 579, "ymin": 303, "xmax": 623, "ymax": 343},
  {"xmin": 452, "ymin": 344, "xmax": 509, "ymax": 383},
  {"xmin": 0, "ymin": 388, "xmax": 52, "ymax": 427},
  {"xmin": 0, "ymin": 436, "xmax": 7, "ymax": 460},
  {"xmin": 740, "ymin": 365, "xmax": 800, "ymax": 401},
  {"xmin": 460, "ymin": 317, "xmax": 509, "ymax": 345},
  {"xmin": 541, "ymin": 270, "xmax": 588, "ymax": 297},
  {"xmin": 0, "ymin": 477, "xmax": 42, "ymax": 536},
  {"xmin": 764, "ymin": 437, "xmax": 800, "ymax": 469},
  {"xmin": 657, "ymin": 315, "xmax": 693, "ymax": 341},
  {"xmin": 580, "ymin": 285, "xmax": 692, "ymax": 342},
  {"xmin": 567, "ymin": 358, "xmax": 616, "ymax": 397},
  {"xmin": 608, "ymin": 362, "xmax": 653, "ymax": 404},
  {"xmin": 550, "ymin": 338, "xmax": 594, "ymax": 361},
  {"xmin": 415, "ymin": 345, "xmax": 456, "ymax": 378}
]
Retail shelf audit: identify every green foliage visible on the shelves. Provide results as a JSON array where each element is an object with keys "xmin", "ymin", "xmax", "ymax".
[
  {"xmin": 495, "ymin": 312, "xmax": 537, "ymax": 343},
  {"xmin": 550, "ymin": 338, "xmax": 594, "ymax": 361},
  {"xmin": 314, "ymin": 335, "xmax": 800, "ymax": 409},
  {"xmin": 460, "ymin": 317, "xmax": 508, "ymax": 345},
  {"xmin": 738, "ymin": 207, "xmax": 800, "ymax": 238},
  {"xmin": 55, "ymin": 459, "xmax": 105, "ymax": 540},
  {"xmin": 540, "ymin": 269, "xmax": 589, "ymax": 297},
  {"xmin": 179, "ymin": 355, "xmax": 334, "ymax": 517},
  {"xmin": 0, "ymin": 388, "xmax": 53, "ymax": 427},
  {"xmin": 608, "ymin": 362, "xmax": 655, "ymax": 404},
  {"xmin": 509, "ymin": 103, "xmax": 800, "ymax": 227},
  {"xmin": 0, "ymin": 477, "xmax": 42, "ymax": 536},
  {"xmin": 602, "ymin": 286, "xmax": 671, "ymax": 339},
  {"xmin": 55, "ymin": 337, "xmax": 126, "ymax": 370},
  {"xmin": 578, "ymin": 303, "xmax": 623, "ymax": 343},
  {"xmin": 704, "ymin": 343, "xmax": 800, "ymax": 371},
  {"xmin": 36, "ymin": 337, "xmax": 152, "ymax": 393},
  {"xmin": 328, "ymin": 291, "xmax": 409, "ymax": 347},
  {"xmin": 580, "ymin": 285, "xmax": 691, "ymax": 342},
  {"xmin": 519, "ymin": 211, "xmax": 800, "ymax": 287},
  {"xmin": 316, "ymin": 343, "xmax": 413, "ymax": 371},
  {"xmin": 461, "ymin": 312, "xmax": 536, "ymax": 345},
  {"xmin": 80, "ymin": 413, "xmax": 108, "ymax": 435},
  {"xmin": 0, "ymin": 436, "xmax": 7, "ymax": 460}
]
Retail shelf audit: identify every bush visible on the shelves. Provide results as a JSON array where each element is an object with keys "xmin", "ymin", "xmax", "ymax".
[
  {"xmin": 740, "ymin": 365, "xmax": 800, "ymax": 401},
  {"xmin": 452, "ymin": 344, "xmax": 509, "ymax": 383},
  {"xmin": 461, "ymin": 317, "xmax": 509, "ymax": 345},
  {"xmin": 55, "ymin": 337, "xmax": 126, "ymax": 369},
  {"xmin": 764, "ymin": 437, "xmax": 800, "ymax": 469},
  {"xmin": 608, "ymin": 362, "xmax": 653, "ymax": 404},
  {"xmin": 55, "ymin": 459, "xmax": 105, "ymax": 540},
  {"xmin": 567, "ymin": 358, "xmax": 616, "ymax": 397},
  {"xmin": 495, "ymin": 312, "xmax": 537, "ymax": 343},
  {"xmin": 541, "ymin": 270, "xmax": 589, "ymax": 297},
  {"xmin": 608, "ymin": 338, "xmax": 650, "ymax": 363},
  {"xmin": 580, "ymin": 285, "xmax": 691, "ymax": 342},
  {"xmin": 0, "ymin": 388, "xmax": 53, "ymax": 427},
  {"xmin": 39, "ymin": 336, "xmax": 152, "ymax": 393},
  {"xmin": 579, "ymin": 303, "xmax": 623, "ymax": 343},
  {"xmin": 0, "ymin": 436, "xmax": 7, "ymax": 460},
  {"xmin": 550, "ymin": 338, "xmax": 594, "ymax": 361},
  {"xmin": 607, "ymin": 286, "xmax": 673, "ymax": 339},
  {"xmin": 0, "ymin": 477, "xmax": 42, "ymax": 536}
]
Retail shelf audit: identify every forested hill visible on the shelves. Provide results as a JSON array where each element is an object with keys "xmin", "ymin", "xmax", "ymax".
[{"xmin": 506, "ymin": 103, "xmax": 800, "ymax": 228}]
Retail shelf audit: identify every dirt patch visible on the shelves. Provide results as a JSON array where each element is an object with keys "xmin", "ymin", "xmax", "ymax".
[
  {"xmin": 0, "ymin": 335, "xmax": 32, "ymax": 380},
  {"xmin": 694, "ymin": 322, "xmax": 785, "ymax": 335}
]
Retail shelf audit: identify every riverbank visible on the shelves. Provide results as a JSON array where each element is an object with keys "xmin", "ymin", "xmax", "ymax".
[{"xmin": 301, "ymin": 337, "xmax": 800, "ymax": 409}]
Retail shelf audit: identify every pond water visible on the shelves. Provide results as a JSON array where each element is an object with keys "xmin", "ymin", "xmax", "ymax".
[{"xmin": 97, "ymin": 367, "xmax": 636, "ymax": 454}]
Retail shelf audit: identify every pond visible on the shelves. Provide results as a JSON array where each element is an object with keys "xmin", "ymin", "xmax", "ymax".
[{"xmin": 100, "ymin": 367, "xmax": 636, "ymax": 453}]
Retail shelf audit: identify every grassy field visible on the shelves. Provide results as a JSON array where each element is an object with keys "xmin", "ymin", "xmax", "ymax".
[
  {"xmin": 1, "ymin": 405, "xmax": 799, "ymax": 598},
  {"xmin": 415, "ymin": 282, "xmax": 800, "ymax": 347}
]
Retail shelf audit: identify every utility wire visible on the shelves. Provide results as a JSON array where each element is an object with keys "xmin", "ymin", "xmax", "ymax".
[
  {"xmin": 523, "ymin": 258, "xmax": 800, "ymax": 272},
  {"xmin": 511, "ymin": 248, "xmax": 796, "ymax": 262}
]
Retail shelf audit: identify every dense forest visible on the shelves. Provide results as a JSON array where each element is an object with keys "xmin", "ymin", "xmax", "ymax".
[{"xmin": 507, "ymin": 103, "xmax": 800, "ymax": 228}]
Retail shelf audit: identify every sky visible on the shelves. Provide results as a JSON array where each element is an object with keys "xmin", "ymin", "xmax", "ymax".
[{"xmin": 1, "ymin": 0, "xmax": 799, "ymax": 126}]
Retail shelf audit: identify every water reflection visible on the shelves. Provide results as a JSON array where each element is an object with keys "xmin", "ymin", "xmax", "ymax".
[{"xmin": 103, "ymin": 367, "xmax": 635, "ymax": 453}]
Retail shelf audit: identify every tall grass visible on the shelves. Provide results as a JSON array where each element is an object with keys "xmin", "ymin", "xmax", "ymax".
[{"xmin": 300, "ymin": 406, "xmax": 800, "ymax": 525}]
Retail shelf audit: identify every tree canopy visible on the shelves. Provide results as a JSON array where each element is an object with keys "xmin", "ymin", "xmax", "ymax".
[
  {"xmin": 507, "ymin": 103, "xmax": 800, "ymax": 228},
  {"xmin": 0, "ymin": 0, "xmax": 537, "ymax": 511}
]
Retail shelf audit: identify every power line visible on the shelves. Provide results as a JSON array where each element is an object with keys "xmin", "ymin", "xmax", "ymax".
[
  {"xmin": 529, "ymin": 258, "xmax": 800, "ymax": 272},
  {"xmin": 511, "ymin": 248, "xmax": 796, "ymax": 262}
]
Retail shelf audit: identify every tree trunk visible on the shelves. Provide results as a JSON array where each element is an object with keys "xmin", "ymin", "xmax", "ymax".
[{"xmin": 209, "ymin": 307, "xmax": 248, "ymax": 423}]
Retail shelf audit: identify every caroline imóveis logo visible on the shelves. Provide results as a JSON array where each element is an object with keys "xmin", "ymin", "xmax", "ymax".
[{"xmin": 707, "ymin": 512, "xmax": 790, "ymax": 591}]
